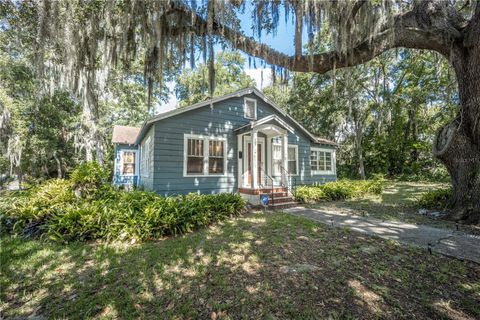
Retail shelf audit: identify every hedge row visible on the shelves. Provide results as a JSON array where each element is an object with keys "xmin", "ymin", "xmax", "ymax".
[
  {"xmin": 295, "ymin": 179, "xmax": 384, "ymax": 203},
  {"xmin": 0, "ymin": 162, "xmax": 246, "ymax": 242}
]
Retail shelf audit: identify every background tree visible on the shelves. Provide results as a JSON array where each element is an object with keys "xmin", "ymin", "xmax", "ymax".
[
  {"xmin": 175, "ymin": 51, "xmax": 255, "ymax": 106},
  {"xmin": 264, "ymin": 49, "xmax": 457, "ymax": 182}
]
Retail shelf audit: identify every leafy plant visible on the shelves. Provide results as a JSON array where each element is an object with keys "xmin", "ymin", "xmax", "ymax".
[
  {"xmin": 295, "ymin": 178, "xmax": 385, "ymax": 204},
  {"xmin": 417, "ymin": 188, "xmax": 452, "ymax": 209},
  {"xmin": 70, "ymin": 161, "xmax": 110, "ymax": 197},
  {"xmin": 1, "ymin": 163, "xmax": 246, "ymax": 242}
]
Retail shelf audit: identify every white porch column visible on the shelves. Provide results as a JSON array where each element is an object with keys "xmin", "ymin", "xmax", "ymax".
[
  {"xmin": 237, "ymin": 134, "xmax": 242, "ymax": 188},
  {"xmin": 282, "ymin": 134, "xmax": 289, "ymax": 186},
  {"xmin": 252, "ymin": 130, "xmax": 258, "ymax": 189}
]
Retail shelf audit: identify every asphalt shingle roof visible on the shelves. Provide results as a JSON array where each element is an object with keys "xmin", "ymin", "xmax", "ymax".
[{"xmin": 112, "ymin": 125, "xmax": 140, "ymax": 145}]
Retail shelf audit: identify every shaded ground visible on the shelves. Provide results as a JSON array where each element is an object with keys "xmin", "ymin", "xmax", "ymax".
[
  {"xmin": 285, "ymin": 206, "xmax": 480, "ymax": 263},
  {"xmin": 1, "ymin": 213, "xmax": 479, "ymax": 319},
  {"xmin": 307, "ymin": 181, "xmax": 461, "ymax": 229}
]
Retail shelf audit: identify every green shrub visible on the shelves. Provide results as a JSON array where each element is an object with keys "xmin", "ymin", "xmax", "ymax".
[
  {"xmin": 295, "ymin": 186, "xmax": 325, "ymax": 203},
  {"xmin": 295, "ymin": 178, "xmax": 385, "ymax": 204},
  {"xmin": 70, "ymin": 161, "xmax": 110, "ymax": 197},
  {"xmin": 417, "ymin": 188, "xmax": 452, "ymax": 209},
  {"xmin": 1, "ymin": 170, "xmax": 246, "ymax": 242}
]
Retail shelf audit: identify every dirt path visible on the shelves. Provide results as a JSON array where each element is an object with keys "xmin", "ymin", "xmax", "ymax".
[{"xmin": 285, "ymin": 206, "xmax": 480, "ymax": 264}]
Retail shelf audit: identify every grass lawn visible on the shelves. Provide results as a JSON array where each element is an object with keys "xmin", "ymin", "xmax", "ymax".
[
  {"xmin": 308, "ymin": 181, "xmax": 459, "ymax": 229},
  {"xmin": 1, "ymin": 212, "xmax": 479, "ymax": 319}
]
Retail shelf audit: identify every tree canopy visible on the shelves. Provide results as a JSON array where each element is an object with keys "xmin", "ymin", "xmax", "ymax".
[{"xmin": 175, "ymin": 51, "xmax": 255, "ymax": 106}]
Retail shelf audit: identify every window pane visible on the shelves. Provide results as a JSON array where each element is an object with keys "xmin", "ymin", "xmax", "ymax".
[
  {"xmin": 288, "ymin": 147, "xmax": 295, "ymax": 161},
  {"xmin": 273, "ymin": 145, "xmax": 282, "ymax": 160},
  {"xmin": 319, "ymin": 152, "xmax": 326, "ymax": 170},
  {"xmin": 187, "ymin": 157, "xmax": 203, "ymax": 174},
  {"xmin": 245, "ymin": 100, "xmax": 256, "ymax": 119},
  {"xmin": 288, "ymin": 161, "xmax": 296, "ymax": 174},
  {"xmin": 208, "ymin": 140, "xmax": 224, "ymax": 174},
  {"xmin": 209, "ymin": 140, "xmax": 224, "ymax": 157},
  {"xmin": 310, "ymin": 150, "xmax": 317, "ymax": 171},
  {"xmin": 188, "ymin": 139, "xmax": 203, "ymax": 157},
  {"xmin": 124, "ymin": 152, "xmax": 135, "ymax": 164},
  {"xmin": 325, "ymin": 152, "xmax": 332, "ymax": 171},
  {"xmin": 123, "ymin": 164, "xmax": 135, "ymax": 175},
  {"xmin": 209, "ymin": 157, "xmax": 224, "ymax": 174},
  {"xmin": 272, "ymin": 145, "xmax": 282, "ymax": 175}
]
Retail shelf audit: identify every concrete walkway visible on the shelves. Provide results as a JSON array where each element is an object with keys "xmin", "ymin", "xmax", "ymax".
[{"xmin": 285, "ymin": 206, "xmax": 480, "ymax": 264}]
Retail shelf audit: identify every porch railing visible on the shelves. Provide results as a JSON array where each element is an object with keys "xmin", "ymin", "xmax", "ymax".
[
  {"xmin": 259, "ymin": 167, "xmax": 275, "ymax": 206},
  {"xmin": 280, "ymin": 166, "xmax": 297, "ymax": 198}
]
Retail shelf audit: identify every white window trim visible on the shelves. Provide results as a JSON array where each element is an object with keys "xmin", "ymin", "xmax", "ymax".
[
  {"xmin": 244, "ymin": 97, "xmax": 257, "ymax": 120},
  {"xmin": 310, "ymin": 147, "xmax": 336, "ymax": 175},
  {"xmin": 120, "ymin": 150, "xmax": 138, "ymax": 176},
  {"xmin": 183, "ymin": 134, "xmax": 227, "ymax": 177},
  {"xmin": 272, "ymin": 143, "xmax": 299, "ymax": 176}
]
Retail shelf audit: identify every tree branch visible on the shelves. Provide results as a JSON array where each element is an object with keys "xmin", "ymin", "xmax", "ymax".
[{"xmin": 170, "ymin": 2, "xmax": 455, "ymax": 75}]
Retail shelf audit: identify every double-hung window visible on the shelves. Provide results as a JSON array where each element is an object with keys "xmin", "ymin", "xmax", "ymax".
[
  {"xmin": 208, "ymin": 140, "xmax": 225, "ymax": 174},
  {"xmin": 272, "ymin": 144, "xmax": 298, "ymax": 176},
  {"xmin": 272, "ymin": 144, "xmax": 282, "ymax": 176},
  {"xmin": 184, "ymin": 134, "xmax": 226, "ymax": 176},
  {"xmin": 287, "ymin": 145, "xmax": 298, "ymax": 175},
  {"xmin": 122, "ymin": 151, "xmax": 136, "ymax": 175},
  {"xmin": 310, "ymin": 148, "xmax": 334, "ymax": 174},
  {"xmin": 244, "ymin": 98, "xmax": 257, "ymax": 120}
]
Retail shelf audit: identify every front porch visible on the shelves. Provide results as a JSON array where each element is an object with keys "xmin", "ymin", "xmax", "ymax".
[{"xmin": 235, "ymin": 115, "xmax": 297, "ymax": 207}]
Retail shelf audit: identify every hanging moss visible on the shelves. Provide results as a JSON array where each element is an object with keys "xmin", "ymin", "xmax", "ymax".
[{"xmin": 28, "ymin": 0, "xmax": 416, "ymax": 161}]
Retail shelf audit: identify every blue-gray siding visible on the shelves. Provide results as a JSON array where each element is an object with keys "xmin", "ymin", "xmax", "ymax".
[{"xmin": 145, "ymin": 93, "xmax": 335, "ymax": 196}]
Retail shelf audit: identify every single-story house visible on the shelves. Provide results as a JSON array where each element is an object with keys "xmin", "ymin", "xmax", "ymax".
[{"xmin": 112, "ymin": 87, "xmax": 337, "ymax": 207}]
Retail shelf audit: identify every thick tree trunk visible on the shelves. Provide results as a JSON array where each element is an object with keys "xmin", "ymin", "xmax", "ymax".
[
  {"xmin": 353, "ymin": 110, "xmax": 366, "ymax": 180},
  {"xmin": 355, "ymin": 135, "xmax": 366, "ymax": 180},
  {"xmin": 53, "ymin": 152, "xmax": 62, "ymax": 178},
  {"xmin": 434, "ymin": 42, "xmax": 480, "ymax": 223}
]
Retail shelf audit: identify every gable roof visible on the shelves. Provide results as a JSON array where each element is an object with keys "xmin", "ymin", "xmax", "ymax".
[
  {"xmin": 135, "ymin": 87, "xmax": 337, "ymax": 147},
  {"xmin": 112, "ymin": 125, "xmax": 141, "ymax": 145},
  {"xmin": 234, "ymin": 114, "xmax": 295, "ymax": 134}
]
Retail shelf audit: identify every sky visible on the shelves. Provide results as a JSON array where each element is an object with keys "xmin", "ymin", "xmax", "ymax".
[{"xmin": 156, "ymin": 3, "xmax": 300, "ymax": 114}]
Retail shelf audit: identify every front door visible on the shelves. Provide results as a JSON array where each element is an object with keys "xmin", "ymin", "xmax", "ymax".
[
  {"xmin": 243, "ymin": 137, "xmax": 265, "ymax": 187},
  {"xmin": 247, "ymin": 143, "xmax": 262, "ymax": 186}
]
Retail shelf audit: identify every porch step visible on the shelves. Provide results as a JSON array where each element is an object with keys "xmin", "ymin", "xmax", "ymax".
[
  {"xmin": 267, "ymin": 196, "xmax": 294, "ymax": 204},
  {"xmin": 268, "ymin": 192, "xmax": 289, "ymax": 198},
  {"xmin": 267, "ymin": 201, "xmax": 298, "ymax": 210},
  {"xmin": 261, "ymin": 192, "xmax": 298, "ymax": 209}
]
